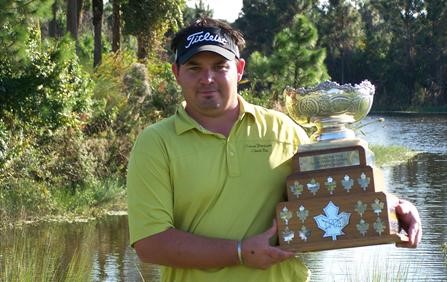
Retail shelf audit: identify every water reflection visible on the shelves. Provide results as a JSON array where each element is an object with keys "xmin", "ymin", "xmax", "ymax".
[
  {"xmin": 0, "ymin": 216, "xmax": 158, "ymax": 281},
  {"xmin": 1, "ymin": 114, "xmax": 446, "ymax": 281}
]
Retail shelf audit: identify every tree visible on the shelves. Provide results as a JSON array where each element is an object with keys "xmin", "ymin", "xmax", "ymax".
[
  {"xmin": 246, "ymin": 14, "xmax": 329, "ymax": 100},
  {"xmin": 415, "ymin": 0, "xmax": 447, "ymax": 106},
  {"xmin": 0, "ymin": 0, "xmax": 52, "ymax": 60},
  {"xmin": 49, "ymin": 0, "xmax": 64, "ymax": 38},
  {"xmin": 183, "ymin": 0, "xmax": 213, "ymax": 25},
  {"xmin": 235, "ymin": 0, "xmax": 315, "ymax": 57},
  {"xmin": 92, "ymin": 0, "xmax": 103, "ymax": 67},
  {"xmin": 66, "ymin": 0, "xmax": 84, "ymax": 41},
  {"xmin": 364, "ymin": 0, "xmax": 427, "ymax": 107},
  {"xmin": 0, "ymin": 33, "xmax": 93, "ymax": 130},
  {"xmin": 271, "ymin": 15, "xmax": 328, "ymax": 88},
  {"xmin": 122, "ymin": 0, "xmax": 184, "ymax": 61},
  {"xmin": 112, "ymin": 0, "xmax": 121, "ymax": 52}
]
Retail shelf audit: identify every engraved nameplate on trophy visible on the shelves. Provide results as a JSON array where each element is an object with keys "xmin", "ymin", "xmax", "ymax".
[{"xmin": 276, "ymin": 81, "xmax": 407, "ymax": 252}]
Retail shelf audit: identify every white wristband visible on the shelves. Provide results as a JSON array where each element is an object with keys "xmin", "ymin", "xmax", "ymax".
[{"xmin": 237, "ymin": 240, "xmax": 244, "ymax": 265}]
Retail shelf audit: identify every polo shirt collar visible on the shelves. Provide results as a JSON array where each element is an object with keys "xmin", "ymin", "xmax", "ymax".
[{"xmin": 174, "ymin": 95, "xmax": 256, "ymax": 135}]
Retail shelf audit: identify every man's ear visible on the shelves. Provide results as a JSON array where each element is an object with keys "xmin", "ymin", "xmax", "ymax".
[
  {"xmin": 236, "ymin": 58, "xmax": 246, "ymax": 82},
  {"xmin": 172, "ymin": 63, "xmax": 180, "ymax": 82}
]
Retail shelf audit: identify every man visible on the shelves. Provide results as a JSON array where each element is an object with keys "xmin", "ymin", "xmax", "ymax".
[{"xmin": 127, "ymin": 17, "xmax": 422, "ymax": 282}]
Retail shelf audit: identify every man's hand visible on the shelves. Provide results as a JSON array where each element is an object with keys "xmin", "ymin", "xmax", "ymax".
[
  {"xmin": 241, "ymin": 220, "xmax": 295, "ymax": 269},
  {"xmin": 395, "ymin": 198, "xmax": 422, "ymax": 248}
]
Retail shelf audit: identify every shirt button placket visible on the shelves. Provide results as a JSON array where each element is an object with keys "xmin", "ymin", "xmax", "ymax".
[{"xmin": 226, "ymin": 141, "xmax": 240, "ymax": 177}]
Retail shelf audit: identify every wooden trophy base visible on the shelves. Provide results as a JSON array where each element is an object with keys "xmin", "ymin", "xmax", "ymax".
[
  {"xmin": 276, "ymin": 140, "xmax": 408, "ymax": 252},
  {"xmin": 276, "ymin": 192, "xmax": 407, "ymax": 252}
]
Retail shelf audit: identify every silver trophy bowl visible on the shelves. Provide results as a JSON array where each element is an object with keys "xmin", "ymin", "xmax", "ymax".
[{"xmin": 284, "ymin": 80, "xmax": 375, "ymax": 141}]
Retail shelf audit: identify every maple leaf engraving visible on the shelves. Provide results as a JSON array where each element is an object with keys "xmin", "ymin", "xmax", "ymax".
[{"xmin": 314, "ymin": 201, "xmax": 351, "ymax": 240}]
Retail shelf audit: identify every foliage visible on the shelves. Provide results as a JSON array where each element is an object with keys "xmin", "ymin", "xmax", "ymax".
[
  {"xmin": 0, "ymin": 29, "xmax": 95, "ymax": 197},
  {"xmin": 355, "ymin": 0, "xmax": 446, "ymax": 109},
  {"xmin": 146, "ymin": 56, "xmax": 182, "ymax": 117},
  {"xmin": 0, "ymin": 33, "xmax": 93, "ymax": 130},
  {"xmin": 274, "ymin": 0, "xmax": 447, "ymax": 110},
  {"xmin": 0, "ymin": 0, "xmax": 53, "ymax": 61},
  {"xmin": 77, "ymin": 31, "xmax": 113, "ymax": 69},
  {"xmin": 183, "ymin": 0, "xmax": 214, "ymax": 24},
  {"xmin": 235, "ymin": 0, "xmax": 315, "ymax": 57},
  {"xmin": 122, "ymin": 0, "xmax": 185, "ymax": 59},
  {"xmin": 51, "ymin": 177, "xmax": 126, "ymax": 214},
  {"xmin": 239, "ymin": 88, "xmax": 273, "ymax": 108},
  {"xmin": 245, "ymin": 14, "xmax": 329, "ymax": 103},
  {"xmin": 0, "ymin": 175, "xmax": 126, "ymax": 226},
  {"xmin": 87, "ymin": 51, "xmax": 179, "ymax": 177},
  {"xmin": 313, "ymin": 0, "xmax": 365, "ymax": 84}
]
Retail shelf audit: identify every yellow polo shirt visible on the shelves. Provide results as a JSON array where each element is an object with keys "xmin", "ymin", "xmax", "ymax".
[{"xmin": 127, "ymin": 96, "xmax": 310, "ymax": 282}]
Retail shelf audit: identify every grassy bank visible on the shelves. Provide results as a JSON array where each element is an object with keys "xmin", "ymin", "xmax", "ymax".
[{"xmin": 0, "ymin": 176, "xmax": 126, "ymax": 229}]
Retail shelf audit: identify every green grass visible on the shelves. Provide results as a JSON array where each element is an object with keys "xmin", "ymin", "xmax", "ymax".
[
  {"xmin": 342, "ymin": 257, "xmax": 411, "ymax": 282},
  {"xmin": 51, "ymin": 177, "xmax": 126, "ymax": 213},
  {"xmin": 369, "ymin": 144, "xmax": 418, "ymax": 167},
  {"xmin": 0, "ymin": 227, "xmax": 94, "ymax": 281}
]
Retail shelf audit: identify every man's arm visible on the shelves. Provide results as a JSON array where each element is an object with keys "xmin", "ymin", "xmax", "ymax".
[{"xmin": 134, "ymin": 220, "xmax": 295, "ymax": 269}]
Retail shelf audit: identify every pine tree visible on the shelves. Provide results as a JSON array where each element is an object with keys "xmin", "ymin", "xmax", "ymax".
[
  {"xmin": 0, "ymin": 0, "xmax": 52, "ymax": 61},
  {"xmin": 235, "ymin": 0, "xmax": 315, "ymax": 58},
  {"xmin": 270, "ymin": 15, "xmax": 328, "ymax": 88},
  {"xmin": 247, "ymin": 14, "xmax": 329, "ymax": 100}
]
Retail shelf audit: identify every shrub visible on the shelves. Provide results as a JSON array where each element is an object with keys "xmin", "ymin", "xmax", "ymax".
[{"xmin": 0, "ymin": 34, "xmax": 93, "ymax": 130}]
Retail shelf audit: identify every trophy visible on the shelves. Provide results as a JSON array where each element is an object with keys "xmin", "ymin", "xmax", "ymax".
[{"xmin": 276, "ymin": 81, "xmax": 407, "ymax": 252}]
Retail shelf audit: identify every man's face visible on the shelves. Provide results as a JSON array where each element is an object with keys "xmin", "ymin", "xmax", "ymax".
[{"xmin": 172, "ymin": 51, "xmax": 245, "ymax": 118}]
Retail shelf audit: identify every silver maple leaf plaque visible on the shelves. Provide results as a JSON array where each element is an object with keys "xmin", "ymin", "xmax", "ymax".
[{"xmin": 314, "ymin": 201, "xmax": 351, "ymax": 240}]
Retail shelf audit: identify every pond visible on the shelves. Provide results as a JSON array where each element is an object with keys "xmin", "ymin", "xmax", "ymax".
[{"xmin": 1, "ymin": 114, "xmax": 446, "ymax": 281}]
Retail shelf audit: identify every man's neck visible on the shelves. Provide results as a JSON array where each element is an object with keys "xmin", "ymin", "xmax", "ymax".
[{"xmin": 187, "ymin": 103, "xmax": 240, "ymax": 138}]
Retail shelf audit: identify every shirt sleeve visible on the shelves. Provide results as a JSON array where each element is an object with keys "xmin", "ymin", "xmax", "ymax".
[
  {"xmin": 278, "ymin": 110, "xmax": 311, "ymax": 148},
  {"xmin": 127, "ymin": 127, "xmax": 174, "ymax": 247}
]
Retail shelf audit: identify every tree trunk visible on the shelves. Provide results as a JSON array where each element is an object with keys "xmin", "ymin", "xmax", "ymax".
[
  {"xmin": 77, "ymin": 0, "xmax": 83, "ymax": 31},
  {"xmin": 112, "ymin": 0, "xmax": 121, "ymax": 52},
  {"xmin": 66, "ymin": 0, "xmax": 78, "ymax": 40},
  {"xmin": 137, "ymin": 34, "xmax": 149, "ymax": 62},
  {"xmin": 93, "ymin": 0, "xmax": 103, "ymax": 67},
  {"xmin": 49, "ymin": 2, "xmax": 58, "ymax": 37}
]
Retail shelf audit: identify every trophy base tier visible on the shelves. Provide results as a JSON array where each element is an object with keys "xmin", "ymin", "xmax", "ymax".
[
  {"xmin": 276, "ymin": 192, "xmax": 408, "ymax": 252},
  {"xmin": 287, "ymin": 165, "xmax": 384, "ymax": 200}
]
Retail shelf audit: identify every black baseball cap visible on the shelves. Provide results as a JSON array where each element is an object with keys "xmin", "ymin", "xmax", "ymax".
[{"xmin": 174, "ymin": 27, "xmax": 240, "ymax": 64}]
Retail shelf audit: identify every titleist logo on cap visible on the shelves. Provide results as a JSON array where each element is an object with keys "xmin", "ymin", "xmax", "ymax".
[
  {"xmin": 185, "ymin": 31, "xmax": 228, "ymax": 49},
  {"xmin": 174, "ymin": 27, "xmax": 239, "ymax": 64}
]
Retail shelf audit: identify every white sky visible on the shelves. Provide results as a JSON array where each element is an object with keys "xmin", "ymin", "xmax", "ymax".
[{"xmin": 186, "ymin": 0, "xmax": 243, "ymax": 22}]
